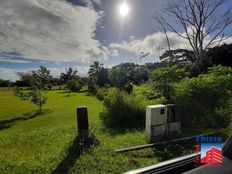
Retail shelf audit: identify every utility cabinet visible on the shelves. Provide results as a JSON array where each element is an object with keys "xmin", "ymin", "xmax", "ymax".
[
  {"xmin": 145, "ymin": 104, "xmax": 181, "ymax": 143},
  {"xmin": 166, "ymin": 104, "xmax": 181, "ymax": 135},
  {"xmin": 145, "ymin": 104, "xmax": 166, "ymax": 143}
]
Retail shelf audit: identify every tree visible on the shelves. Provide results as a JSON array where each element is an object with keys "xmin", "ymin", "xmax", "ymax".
[
  {"xmin": 66, "ymin": 79, "xmax": 82, "ymax": 92},
  {"xmin": 160, "ymin": 49, "xmax": 195, "ymax": 65},
  {"xmin": 205, "ymin": 43, "xmax": 232, "ymax": 67},
  {"xmin": 14, "ymin": 66, "xmax": 52, "ymax": 113},
  {"xmin": 60, "ymin": 67, "xmax": 79, "ymax": 83},
  {"xmin": 0, "ymin": 79, "xmax": 12, "ymax": 87},
  {"xmin": 109, "ymin": 66, "xmax": 130, "ymax": 91},
  {"xmin": 150, "ymin": 66, "xmax": 187, "ymax": 102},
  {"xmin": 88, "ymin": 61, "xmax": 109, "ymax": 88},
  {"xmin": 157, "ymin": 0, "xmax": 232, "ymax": 71},
  {"xmin": 175, "ymin": 65, "xmax": 232, "ymax": 127},
  {"xmin": 112, "ymin": 63, "xmax": 149, "ymax": 84},
  {"xmin": 97, "ymin": 68, "xmax": 109, "ymax": 87},
  {"xmin": 88, "ymin": 61, "xmax": 103, "ymax": 78},
  {"xmin": 88, "ymin": 77, "xmax": 98, "ymax": 94}
]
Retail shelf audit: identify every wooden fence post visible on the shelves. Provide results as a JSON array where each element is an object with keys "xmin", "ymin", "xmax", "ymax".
[{"xmin": 76, "ymin": 106, "xmax": 89, "ymax": 139}]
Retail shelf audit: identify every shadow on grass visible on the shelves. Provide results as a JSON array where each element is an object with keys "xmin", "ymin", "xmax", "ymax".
[
  {"xmin": 52, "ymin": 136, "xmax": 92, "ymax": 174},
  {"xmin": 0, "ymin": 110, "xmax": 49, "ymax": 131},
  {"xmin": 153, "ymin": 143, "xmax": 195, "ymax": 162},
  {"xmin": 52, "ymin": 136, "xmax": 80, "ymax": 174}
]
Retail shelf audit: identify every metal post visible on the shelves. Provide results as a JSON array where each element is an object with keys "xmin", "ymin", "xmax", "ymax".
[{"xmin": 76, "ymin": 106, "xmax": 89, "ymax": 139}]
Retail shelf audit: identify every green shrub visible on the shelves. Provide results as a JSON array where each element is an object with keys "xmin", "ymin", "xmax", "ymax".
[
  {"xmin": 96, "ymin": 87, "xmax": 109, "ymax": 101},
  {"xmin": 150, "ymin": 65, "xmax": 187, "ymax": 102},
  {"xmin": 66, "ymin": 79, "xmax": 82, "ymax": 92},
  {"xmin": 175, "ymin": 65, "xmax": 232, "ymax": 128},
  {"xmin": 109, "ymin": 66, "xmax": 130, "ymax": 91},
  {"xmin": 122, "ymin": 83, "xmax": 133, "ymax": 94},
  {"xmin": 100, "ymin": 89, "xmax": 145, "ymax": 129},
  {"xmin": 88, "ymin": 78, "xmax": 99, "ymax": 94}
]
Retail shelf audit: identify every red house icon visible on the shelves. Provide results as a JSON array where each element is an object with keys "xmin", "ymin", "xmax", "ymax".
[{"xmin": 201, "ymin": 147, "xmax": 222, "ymax": 164}]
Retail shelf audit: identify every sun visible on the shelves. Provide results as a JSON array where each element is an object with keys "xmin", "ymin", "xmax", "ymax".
[{"xmin": 119, "ymin": 2, "xmax": 129, "ymax": 18}]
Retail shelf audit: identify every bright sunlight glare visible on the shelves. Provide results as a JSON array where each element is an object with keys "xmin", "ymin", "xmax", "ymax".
[{"xmin": 119, "ymin": 2, "xmax": 129, "ymax": 18}]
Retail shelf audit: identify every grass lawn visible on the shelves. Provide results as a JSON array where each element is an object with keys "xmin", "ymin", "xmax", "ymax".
[
  {"xmin": 0, "ymin": 88, "xmax": 159, "ymax": 174},
  {"xmin": 1, "ymin": 86, "xmax": 229, "ymax": 174}
]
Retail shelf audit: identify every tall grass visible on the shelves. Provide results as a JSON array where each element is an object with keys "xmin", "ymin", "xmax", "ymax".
[{"xmin": 100, "ymin": 89, "xmax": 145, "ymax": 129}]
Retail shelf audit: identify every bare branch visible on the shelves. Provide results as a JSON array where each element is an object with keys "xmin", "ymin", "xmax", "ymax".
[{"xmin": 155, "ymin": 0, "xmax": 232, "ymax": 62}]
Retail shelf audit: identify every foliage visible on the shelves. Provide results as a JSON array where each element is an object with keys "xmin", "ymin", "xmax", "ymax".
[
  {"xmin": 14, "ymin": 80, "xmax": 30, "ymax": 87},
  {"xmin": 88, "ymin": 77, "xmax": 99, "ymax": 94},
  {"xmin": 66, "ymin": 79, "xmax": 83, "ymax": 92},
  {"xmin": 100, "ymin": 89, "xmax": 145, "ymax": 129},
  {"xmin": 88, "ymin": 61, "xmax": 103, "ymax": 77},
  {"xmin": 88, "ymin": 61, "xmax": 109, "ymax": 88},
  {"xmin": 96, "ymin": 67, "xmax": 110, "ymax": 87},
  {"xmin": 60, "ymin": 67, "xmax": 80, "ymax": 84},
  {"xmin": 112, "ymin": 63, "xmax": 149, "ymax": 85},
  {"xmin": 96, "ymin": 87, "xmax": 109, "ymax": 101},
  {"xmin": 50, "ymin": 77, "xmax": 62, "ymax": 86},
  {"xmin": 175, "ymin": 65, "xmax": 232, "ymax": 128},
  {"xmin": 160, "ymin": 49, "xmax": 195, "ymax": 65},
  {"xmin": 0, "ymin": 79, "xmax": 12, "ymax": 87},
  {"xmin": 160, "ymin": 44, "xmax": 232, "ymax": 76},
  {"xmin": 123, "ymin": 83, "xmax": 133, "ymax": 94},
  {"xmin": 150, "ymin": 66, "xmax": 187, "ymax": 102},
  {"xmin": 131, "ymin": 66, "xmax": 149, "ymax": 84},
  {"xmin": 205, "ymin": 43, "xmax": 232, "ymax": 67},
  {"xmin": 80, "ymin": 77, "xmax": 89, "ymax": 85},
  {"xmin": 109, "ymin": 66, "xmax": 131, "ymax": 92},
  {"xmin": 14, "ymin": 66, "xmax": 51, "ymax": 113}
]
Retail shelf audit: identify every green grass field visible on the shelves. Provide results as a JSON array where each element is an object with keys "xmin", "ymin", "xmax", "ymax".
[
  {"xmin": 1, "ymin": 87, "xmax": 229, "ymax": 174},
  {"xmin": 0, "ymin": 88, "xmax": 160, "ymax": 174}
]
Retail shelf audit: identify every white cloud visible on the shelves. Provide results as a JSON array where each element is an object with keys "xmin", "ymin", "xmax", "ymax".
[
  {"xmin": 223, "ymin": 37, "xmax": 232, "ymax": 45},
  {"xmin": 0, "ymin": 68, "xmax": 20, "ymax": 81},
  {"xmin": 110, "ymin": 31, "xmax": 232, "ymax": 57},
  {"xmin": 49, "ymin": 66, "xmax": 89, "ymax": 77},
  {"xmin": 0, "ymin": 0, "xmax": 107, "ymax": 63},
  {"xmin": 110, "ymin": 49, "xmax": 119, "ymax": 57},
  {"xmin": 0, "ymin": 66, "xmax": 89, "ymax": 81},
  {"xmin": 93, "ymin": 0, "xmax": 102, "ymax": 5},
  {"xmin": 0, "ymin": 58, "xmax": 31, "ymax": 64},
  {"xmin": 110, "ymin": 32, "xmax": 191, "ymax": 57},
  {"xmin": 87, "ymin": 0, "xmax": 101, "ymax": 5}
]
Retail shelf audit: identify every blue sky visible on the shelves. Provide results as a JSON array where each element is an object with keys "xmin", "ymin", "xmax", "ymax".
[{"xmin": 0, "ymin": 0, "xmax": 231, "ymax": 81}]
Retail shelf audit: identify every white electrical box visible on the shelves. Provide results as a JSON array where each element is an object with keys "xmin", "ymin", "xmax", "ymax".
[
  {"xmin": 145, "ymin": 104, "xmax": 181, "ymax": 143},
  {"xmin": 145, "ymin": 104, "xmax": 166, "ymax": 143}
]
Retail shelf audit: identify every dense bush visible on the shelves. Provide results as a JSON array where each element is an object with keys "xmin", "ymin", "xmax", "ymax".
[
  {"xmin": 66, "ymin": 79, "xmax": 82, "ymax": 92},
  {"xmin": 96, "ymin": 87, "xmax": 109, "ymax": 101},
  {"xmin": 150, "ymin": 66, "xmax": 187, "ymax": 102},
  {"xmin": 88, "ymin": 79, "xmax": 99, "ymax": 94},
  {"xmin": 122, "ymin": 83, "xmax": 133, "ymax": 94},
  {"xmin": 0, "ymin": 79, "xmax": 12, "ymax": 87},
  {"xmin": 175, "ymin": 65, "xmax": 232, "ymax": 128},
  {"xmin": 100, "ymin": 89, "xmax": 145, "ymax": 129},
  {"xmin": 109, "ymin": 66, "xmax": 129, "ymax": 90}
]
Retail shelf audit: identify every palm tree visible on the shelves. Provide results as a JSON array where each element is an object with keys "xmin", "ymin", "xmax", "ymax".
[
  {"xmin": 88, "ymin": 61, "xmax": 103, "ymax": 78},
  {"xmin": 60, "ymin": 67, "xmax": 79, "ymax": 83}
]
